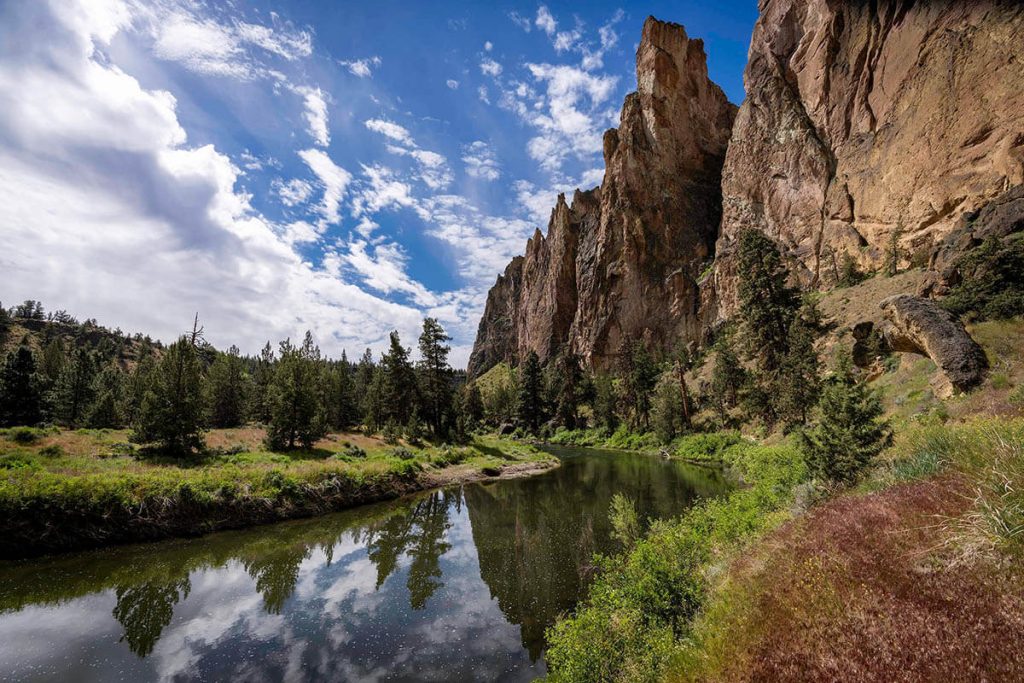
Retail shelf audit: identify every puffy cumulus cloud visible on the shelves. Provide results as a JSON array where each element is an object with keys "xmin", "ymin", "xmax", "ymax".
[
  {"xmin": 364, "ymin": 118, "xmax": 414, "ymax": 146},
  {"xmin": 339, "ymin": 55, "xmax": 381, "ymax": 78},
  {"xmin": 295, "ymin": 86, "xmax": 330, "ymax": 147},
  {"xmin": 535, "ymin": 6, "xmax": 557, "ymax": 35},
  {"xmin": 0, "ymin": 0, "xmax": 425, "ymax": 360},
  {"xmin": 461, "ymin": 141, "xmax": 500, "ymax": 181},
  {"xmin": 522, "ymin": 63, "xmax": 618, "ymax": 171},
  {"xmin": 479, "ymin": 58, "xmax": 502, "ymax": 77}
]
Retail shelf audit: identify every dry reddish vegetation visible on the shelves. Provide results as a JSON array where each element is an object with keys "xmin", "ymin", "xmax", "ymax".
[{"xmin": 703, "ymin": 476, "xmax": 1024, "ymax": 682}]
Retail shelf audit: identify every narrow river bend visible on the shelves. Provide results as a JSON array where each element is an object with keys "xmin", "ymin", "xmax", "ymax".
[{"xmin": 0, "ymin": 447, "xmax": 729, "ymax": 682}]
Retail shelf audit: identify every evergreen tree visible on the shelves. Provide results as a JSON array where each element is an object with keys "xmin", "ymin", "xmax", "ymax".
[
  {"xmin": 800, "ymin": 352, "xmax": 892, "ymax": 484},
  {"xmin": 207, "ymin": 346, "xmax": 249, "ymax": 428},
  {"xmin": 416, "ymin": 318, "xmax": 452, "ymax": 438},
  {"xmin": 354, "ymin": 348, "xmax": 376, "ymax": 426},
  {"xmin": 651, "ymin": 373, "xmax": 684, "ymax": 444},
  {"xmin": 592, "ymin": 372, "xmax": 619, "ymax": 434},
  {"xmin": 324, "ymin": 353, "xmax": 358, "ymax": 431},
  {"xmin": 0, "ymin": 303, "xmax": 9, "ymax": 346},
  {"xmin": 516, "ymin": 351, "xmax": 545, "ymax": 434},
  {"xmin": 53, "ymin": 347, "xmax": 96, "ymax": 427},
  {"xmin": 736, "ymin": 229, "xmax": 800, "ymax": 377},
  {"xmin": 39, "ymin": 337, "xmax": 67, "ymax": 385},
  {"xmin": 87, "ymin": 365, "xmax": 125, "ymax": 428},
  {"xmin": 266, "ymin": 333, "xmax": 327, "ymax": 450},
  {"xmin": 363, "ymin": 365, "xmax": 387, "ymax": 433},
  {"xmin": 381, "ymin": 331, "xmax": 418, "ymax": 426},
  {"xmin": 709, "ymin": 333, "xmax": 746, "ymax": 420},
  {"xmin": 0, "ymin": 347, "xmax": 42, "ymax": 427},
  {"xmin": 123, "ymin": 353, "xmax": 156, "ymax": 427},
  {"xmin": 249, "ymin": 342, "xmax": 276, "ymax": 424},
  {"xmin": 777, "ymin": 310, "xmax": 821, "ymax": 427},
  {"xmin": 549, "ymin": 351, "xmax": 585, "ymax": 429},
  {"xmin": 461, "ymin": 382, "xmax": 484, "ymax": 431},
  {"xmin": 620, "ymin": 340, "xmax": 659, "ymax": 430},
  {"xmin": 132, "ymin": 336, "xmax": 206, "ymax": 455}
]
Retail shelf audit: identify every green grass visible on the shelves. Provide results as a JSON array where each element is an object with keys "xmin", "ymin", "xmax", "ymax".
[
  {"xmin": 0, "ymin": 427, "xmax": 553, "ymax": 556},
  {"xmin": 547, "ymin": 425, "xmax": 663, "ymax": 452},
  {"xmin": 543, "ymin": 439, "xmax": 807, "ymax": 682}
]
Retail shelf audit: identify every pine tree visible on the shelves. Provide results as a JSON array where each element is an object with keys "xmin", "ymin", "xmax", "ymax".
[
  {"xmin": 0, "ymin": 347, "xmax": 42, "ymax": 427},
  {"xmin": 53, "ymin": 348, "xmax": 97, "ymax": 427},
  {"xmin": 461, "ymin": 382, "xmax": 484, "ymax": 431},
  {"xmin": 417, "ymin": 318, "xmax": 452, "ymax": 438},
  {"xmin": 363, "ymin": 365, "xmax": 387, "ymax": 433},
  {"xmin": 250, "ymin": 342, "xmax": 276, "ymax": 424},
  {"xmin": 87, "ymin": 364, "xmax": 125, "ymax": 428},
  {"xmin": 324, "ymin": 353, "xmax": 358, "ymax": 431},
  {"xmin": 517, "ymin": 351, "xmax": 545, "ymax": 434},
  {"xmin": 381, "ymin": 331, "xmax": 418, "ymax": 426},
  {"xmin": 620, "ymin": 340, "xmax": 659, "ymax": 430},
  {"xmin": 207, "ymin": 345, "xmax": 249, "ymax": 428},
  {"xmin": 651, "ymin": 373, "xmax": 684, "ymax": 444},
  {"xmin": 710, "ymin": 332, "xmax": 746, "ymax": 420},
  {"xmin": 777, "ymin": 310, "xmax": 821, "ymax": 427},
  {"xmin": 549, "ymin": 351, "xmax": 585, "ymax": 429},
  {"xmin": 39, "ymin": 337, "xmax": 67, "ymax": 385},
  {"xmin": 736, "ymin": 229, "xmax": 800, "ymax": 377},
  {"xmin": 123, "ymin": 353, "xmax": 156, "ymax": 427},
  {"xmin": 800, "ymin": 352, "xmax": 892, "ymax": 484},
  {"xmin": 266, "ymin": 333, "xmax": 327, "ymax": 450},
  {"xmin": 354, "ymin": 348, "xmax": 376, "ymax": 426},
  {"xmin": 132, "ymin": 336, "xmax": 206, "ymax": 455},
  {"xmin": 592, "ymin": 372, "xmax": 619, "ymax": 434}
]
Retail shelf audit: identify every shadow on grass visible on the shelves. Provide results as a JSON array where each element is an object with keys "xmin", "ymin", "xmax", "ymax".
[{"xmin": 469, "ymin": 441, "xmax": 518, "ymax": 461}]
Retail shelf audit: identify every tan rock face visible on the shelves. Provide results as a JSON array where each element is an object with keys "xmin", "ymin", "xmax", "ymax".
[
  {"xmin": 709, "ymin": 0, "xmax": 1024, "ymax": 320},
  {"xmin": 468, "ymin": 17, "xmax": 736, "ymax": 376}
]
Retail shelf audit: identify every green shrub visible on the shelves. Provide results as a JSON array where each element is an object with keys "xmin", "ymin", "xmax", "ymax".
[
  {"xmin": 673, "ymin": 431, "xmax": 744, "ymax": 461},
  {"xmin": 391, "ymin": 447, "xmax": 415, "ymax": 461},
  {"xmin": 992, "ymin": 373, "xmax": 1012, "ymax": 390},
  {"xmin": 0, "ymin": 453, "xmax": 39, "ymax": 470},
  {"xmin": 7, "ymin": 426, "xmax": 44, "ymax": 444},
  {"xmin": 39, "ymin": 445, "xmax": 64, "ymax": 458},
  {"xmin": 1010, "ymin": 385, "xmax": 1024, "ymax": 408}
]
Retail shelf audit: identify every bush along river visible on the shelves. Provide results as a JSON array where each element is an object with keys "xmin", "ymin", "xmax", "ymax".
[{"xmin": 0, "ymin": 446, "xmax": 730, "ymax": 682}]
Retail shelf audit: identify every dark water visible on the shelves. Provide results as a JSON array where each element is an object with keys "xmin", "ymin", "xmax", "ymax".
[{"xmin": 0, "ymin": 447, "xmax": 729, "ymax": 682}]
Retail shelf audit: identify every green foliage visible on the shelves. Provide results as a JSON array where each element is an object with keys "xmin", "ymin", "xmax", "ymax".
[
  {"xmin": 381, "ymin": 331, "xmax": 418, "ymax": 427},
  {"xmin": 736, "ymin": 229, "xmax": 799, "ymax": 376},
  {"xmin": 545, "ymin": 441, "xmax": 807, "ymax": 682},
  {"xmin": 249, "ymin": 342, "xmax": 276, "ymax": 424},
  {"xmin": 0, "ymin": 346, "xmax": 42, "ymax": 427},
  {"xmin": 132, "ymin": 337, "xmax": 206, "ymax": 455},
  {"xmin": 86, "ymin": 365, "xmax": 125, "ymax": 429},
  {"xmin": 417, "ymin": 318, "xmax": 453, "ymax": 438},
  {"xmin": 1010, "ymin": 385, "xmax": 1024, "ymax": 408},
  {"xmin": 672, "ymin": 431, "xmax": 744, "ymax": 461},
  {"xmin": 547, "ymin": 352, "xmax": 587, "ymax": 430},
  {"xmin": 6, "ymin": 426, "xmax": 45, "ymax": 444},
  {"xmin": 942, "ymin": 234, "xmax": 1024, "ymax": 321},
  {"xmin": 592, "ymin": 372, "xmax": 619, "ymax": 434},
  {"xmin": 609, "ymin": 493, "xmax": 641, "ymax": 550},
  {"xmin": 651, "ymin": 373, "xmax": 685, "ymax": 445},
  {"xmin": 800, "ymin": 353, "xmax": 892, "ymax": 484},
  {"xmin": 266, "ymin": 333, "xmax": 327, "ymax": 450},
  {"xmin": 709, "ymin": 333, "xmax": 745, "ymax": 421},
  {"xmin": 207, "ymin": 346, "xmax": 250, "ymax": 428},
  {"xmin": 517, "ymin": 351, "xmax": 545, "ymax": 434},
  {"xmin": 52, "ymin": 348, "xmax": 96, "ymax": 427},
  {"xmin": 460, "ymin": 383, "xmax": 485, "ymax": 431},
  {"xmin": 619, "ymin": 340, "xmax": 660, "ymax": 430},
  {"xmin": 776, "ymin": 310, "xmax": 821, "ymax": 427}
]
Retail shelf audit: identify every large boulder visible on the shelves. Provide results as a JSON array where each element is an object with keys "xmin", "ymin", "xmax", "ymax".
[{"xmin": 879, "ymin": 295, "xmax": 988, "ymax": 397}]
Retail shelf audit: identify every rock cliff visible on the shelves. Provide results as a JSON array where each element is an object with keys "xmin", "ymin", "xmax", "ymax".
[
  {"xmin": 470, "ymin": 2, "xmax": 1024, "ymax": 376},
  {"xmin": 708, "ymin": 0, "xmax": 1024, "ymax": 319},
  {"xmin": 468, "ymin": 17, "xmax": 736, "ymax": 376}
]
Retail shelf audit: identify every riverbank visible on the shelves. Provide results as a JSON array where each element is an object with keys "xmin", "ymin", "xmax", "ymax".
[
  {"xmin": 542, "ymin": 418, "xmax": 1024, "ymax": 681},
  {"xmin": 0, "ymin": 426, "xmax": 557, "ymax": 559}
]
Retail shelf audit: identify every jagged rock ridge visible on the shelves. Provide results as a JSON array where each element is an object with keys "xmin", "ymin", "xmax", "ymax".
[{"xmin": 468, "ymin": 17, "xmax": 736, "ymax": 376}]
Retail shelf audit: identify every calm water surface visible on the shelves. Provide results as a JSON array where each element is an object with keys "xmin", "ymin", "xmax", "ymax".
[{"xmin": 0, "ymin": 447, "xmax": 729, "ymax": 682}]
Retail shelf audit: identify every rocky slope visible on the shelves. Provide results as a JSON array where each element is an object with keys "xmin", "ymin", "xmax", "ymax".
[
  {"xmin": 468, "ymin": 17, "xmax": 736, "ymax": 375},
  {"xmin": 470, "ymin": 2, "xmax": 1024, "ymax": 376}
]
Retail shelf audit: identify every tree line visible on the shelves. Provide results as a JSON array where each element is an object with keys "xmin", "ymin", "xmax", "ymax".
[{"xmin": 0, "ymin": 303, "xmax": 477, "ymax": 455}]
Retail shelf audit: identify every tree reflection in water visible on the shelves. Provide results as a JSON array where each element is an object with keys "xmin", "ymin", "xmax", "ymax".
[{"xmin": 113, "ymin": 576, "xmax": 191, "ymax": 657}]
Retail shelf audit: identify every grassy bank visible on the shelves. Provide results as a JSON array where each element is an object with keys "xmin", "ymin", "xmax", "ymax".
[{"xmin": 0, "ymin": 426, "xmax": 555, "ymax": 559}]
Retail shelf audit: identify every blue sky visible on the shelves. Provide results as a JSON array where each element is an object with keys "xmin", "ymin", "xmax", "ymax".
[{"xmin": 0, "ymin": 0, "xmax": 757, "ymax": 366}]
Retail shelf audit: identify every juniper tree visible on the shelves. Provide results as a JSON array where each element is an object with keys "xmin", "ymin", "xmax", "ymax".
[
  {"xmin": 800, "ymin": 352, "xmax": 892, "ymax": 484},
  {"xmin": 620, "ymin": 340, "xmax": 659, "ymax": 430},
  {"xmin": 0, "ymin": 346, "xmax": 42, "ymax": 427},
  {"xmin": 266, "ymin": 333, "xmax": 327, "ymax": 450},
  {"xmin": 517, "ymin": 351, "xmax": 545, "ymax": 434},
  {"xmin": 207, "ymin": 345, "xmax": 249, "ymax": 428},
  {"xmin": 87, "ymin": 364, "xmax": 125, "ymax": 428},
  {"xmin": 132, "ymin": 336, "xmax": 206, "ymax": 455},
  {"xmin": 53, "ymin": 348, "xmax": 96, "ymax": 427},
  {"xmin": 417, "ymin": 318, "xmax": 453, "ymax": 438},
  {"xmin": 777, "ymin": 309, "xmax": 821, "ymax": 427},
  {"xmin": 736, "ymin": 229, "xmax": 800, "ymax": 377}
]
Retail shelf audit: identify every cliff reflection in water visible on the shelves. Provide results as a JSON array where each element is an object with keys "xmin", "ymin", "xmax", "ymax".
[{"xmin": 0, "ymin": 449, "xmax": 728, "ymax": 682}]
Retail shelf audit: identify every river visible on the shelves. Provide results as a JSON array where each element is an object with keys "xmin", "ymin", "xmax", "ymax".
[{"xmin": 0, "ymin": 446, "xmax": 729, "ymax": 682}]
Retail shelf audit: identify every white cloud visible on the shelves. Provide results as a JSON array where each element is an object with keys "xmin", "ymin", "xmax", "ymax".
[
  {"xmin": 484, "ymin": 41, "xmax": 493, "ymax": 52},
  {"xmin": 295, "ymin": 85, "xmax": 330, "ymax": 146},
  {"xmin": 461, "ymin": 141, "xmax": 500, "ymax": 181},
  {"xmin": 509, "ymin": 11, "xmax": 532, "ymax": 32},
  {"xmin": 364, "ymin": 118, "xmax": 414, "ymax": 146},
  {"xmin": 339, "ymin": 56, "xmax": 381, "ymax": 78},
  {"xmin": 352, "ymin": 164, "xmax": 415, "ymax": 216},
  {"xmin": 273, "ymin": 178, "xmax": 314, "ymax": 207},
  {"xmin": 535, "ymin": 6, "xmax": 557, "ymax": 35},
  {"xmin": 343, "ymin": 240, "xmax": 437, "ymax": 306},
  {"xmin": 479, "ymin": 58, "xmax": 502, "ymax": 78},
  {"xmin": 298, "ymin": 148, "xmax": 352, "ymax": 226},
  {"xmin": 477, "ymin": 85, "xmax": 489, "ymax": 104},
  {"xmin": 385, "ymin": 145, "xmax": 452, "ymax": 190},
  {"xmin": 445, "ymin": 79, "xmax": 460, "ymax": 90}
]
